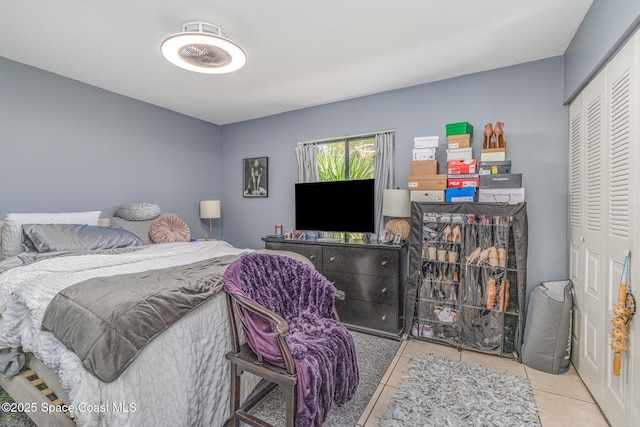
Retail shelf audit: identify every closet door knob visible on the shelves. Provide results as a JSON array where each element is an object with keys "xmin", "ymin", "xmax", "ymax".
[
  {"xmin": 330, "ymin": 256, "xmax": 336, "ymax": 261},
  {"xmin": 309, "ymin": 255, "xmax": 316, "ymax": 259},
  {"xmin": 381, "ymin": 260, "xmax": 388, "ymax": 266},
  {"xmin": 381, "ymin": 288, "xmax": 388, "ymax": 295},
  {"xmin": 381, "ymin": 315, "xmax": 387, "ymax": 321}
]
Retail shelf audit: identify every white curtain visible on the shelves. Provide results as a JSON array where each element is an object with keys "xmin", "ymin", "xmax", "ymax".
[
  {"xmin": 295, "ymin": 144, "xmax": 319, "ymax": 183},
  {"xmin": 373, "ymin": 132, "xmax": 395, "ymax": 235}
]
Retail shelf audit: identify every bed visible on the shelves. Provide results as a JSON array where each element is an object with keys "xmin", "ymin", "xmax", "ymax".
[{"xmin": 0, "ymin": 211, "xmax": 268, "ymax": 426}]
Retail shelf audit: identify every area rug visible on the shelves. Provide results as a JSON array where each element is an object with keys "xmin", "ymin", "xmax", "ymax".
[
  {"xmin": 380, "ymin": 353, "xmax": 540, "ymax": 427},
  {"xmin": 248, "ymin": 330, "xmax": 401, "ymax": 426},
  {"xmin": 0, "ymin": 390, "xmax": 34, "ymax": 427}
]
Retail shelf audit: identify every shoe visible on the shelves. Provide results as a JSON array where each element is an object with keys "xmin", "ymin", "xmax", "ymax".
[
  {"xmin": 494, "ymin": 122, "xmax": 505, "ymax": 148},
  {"xmin": 498, "ymin": 247, "xmax": 506, "ymax": 267},
  {"xmin": 466, "ymin": 247, "xmax": 481, "ymax": 266},
  {"xmin": 478, "ymin": 248, "xmax": 489, "ymax": 265},
  {"xmin": 488, "ymin": 247, "xmax": 498, "ymax": 267},
  {"xmin": 451, "ymin": 224, "xmax": 462, "ymax": 243},
  {"xmin": 503, "ymin": 279, "xmax": 510, "ymax": 311},
  {"xmin": 486, "ymin": 277, "xmax": 496, "ymax": 310},
  {"xmin": 441, "ymin": 225, "xmax": 452, "ymax": 242}
]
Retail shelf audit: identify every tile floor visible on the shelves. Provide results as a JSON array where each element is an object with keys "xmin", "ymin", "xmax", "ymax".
[{"xmin": 357, "ymin": 338, "xmax": 610, "ymax": 427}]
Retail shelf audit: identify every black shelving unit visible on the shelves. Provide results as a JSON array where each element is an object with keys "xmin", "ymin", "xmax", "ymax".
[{"xmin": 404, "ymin": 202, "xmax": 528, "ymax": 359}]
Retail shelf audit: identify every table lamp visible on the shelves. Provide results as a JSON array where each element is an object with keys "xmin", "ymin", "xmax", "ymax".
[
  {"xmin": 382, "ymin": 189, "xmax": 411, "ymax": 241},
  {"xmin": 200, "ymin": 200, "xmax": 221, "ymax": 240}
]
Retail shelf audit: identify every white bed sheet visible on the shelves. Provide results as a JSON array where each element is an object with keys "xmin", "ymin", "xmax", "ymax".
[{"xmin": 0, "ymin": 241, "xmax": 260, "ymax": 426}]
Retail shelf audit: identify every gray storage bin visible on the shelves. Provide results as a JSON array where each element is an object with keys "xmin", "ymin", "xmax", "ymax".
[{"xmin": 522, "ymin": 280, "xmax": 573, "ymax": 374}]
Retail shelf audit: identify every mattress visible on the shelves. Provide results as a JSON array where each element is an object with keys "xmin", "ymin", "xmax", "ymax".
[{"xmin": 0, "ymin": 240, "xmax": 261, "ymax": 426}]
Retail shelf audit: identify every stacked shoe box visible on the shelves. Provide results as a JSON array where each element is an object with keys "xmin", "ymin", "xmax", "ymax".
[
  {"xmin": 480, "ymin": 123, "xmax": 507, "ymax": 162},
  {"xmin": 408, "ymin": 136, "xmax": 446, "ymax": 201},
  {"xmin": 445, "ymin": 122, "xmax": 477, "ymax": 202},
  {"xmin": 477, "ymin": 160, "xmax": 525, "ymax": 204},
  {"xmin": 477, "ymin": 123, "xmax": 524, "ymax": 203}
]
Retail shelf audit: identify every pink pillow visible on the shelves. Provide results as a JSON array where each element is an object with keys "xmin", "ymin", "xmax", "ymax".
[{"xmin": 149, "ymin": 215, "xmax": 190, "ymax": 243}]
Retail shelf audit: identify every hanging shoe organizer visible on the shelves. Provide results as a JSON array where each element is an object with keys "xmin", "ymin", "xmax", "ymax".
[{"xmin": 406, "ymin": 202, "xmax": 528, "ymax": 360}]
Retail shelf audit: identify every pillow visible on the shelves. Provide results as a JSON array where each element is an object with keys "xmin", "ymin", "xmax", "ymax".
[
  {"xmin": 149, "ymin": 215, "xmax": 190, "ymax": 243},
  {"xmin": 109, "ymin": 216, "xmax": 156, "ymax": 245},
  {"xmin": 2, "ymin": 211, "xmax": 101, "ymax": 259},
  {"xmin": 23, "ymin": 224, "xmax": 142, "ymax": 253},
  {"xmin": 115, "ymin": 203, "xmax": 161, "ymax": 221}
]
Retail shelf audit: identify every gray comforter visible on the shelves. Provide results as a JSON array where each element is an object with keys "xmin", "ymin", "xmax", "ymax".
[{"xmin": 41, "ymin": 254, "xmax": 240, "ymax": 382}]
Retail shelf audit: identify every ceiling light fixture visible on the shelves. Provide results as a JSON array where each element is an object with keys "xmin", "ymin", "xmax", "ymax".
[{"xmin": 161, "ymin": 21, "xmax": 247, "ymax": 74}]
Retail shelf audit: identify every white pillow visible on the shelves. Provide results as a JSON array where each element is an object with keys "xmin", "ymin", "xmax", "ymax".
[{"xmin": 2, "ymin": 211, "xmax": 101, "ymax": 259}]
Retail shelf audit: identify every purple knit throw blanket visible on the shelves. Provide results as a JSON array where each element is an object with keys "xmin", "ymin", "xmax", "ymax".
[{"xmin": 223, "ymin": 253, "xmax": 359, "ymax": 427}]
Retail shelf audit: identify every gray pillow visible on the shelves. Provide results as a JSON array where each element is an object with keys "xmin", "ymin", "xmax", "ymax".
[
  {"xmin": 114, "ymin": 203, "xmax": 161, "ymax": 221},
  {"xmin": 109, "ymin": 216, "xmax": 155, "ymax": 245},
  {"xmin": 23, "ymin": 224, "xmax": 142, "ymax": 253}
]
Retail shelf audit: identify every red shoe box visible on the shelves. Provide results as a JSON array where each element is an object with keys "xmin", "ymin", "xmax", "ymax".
[
  {"xmin": 447, "ymin": 159, "xmax": 477, "ymax": 174},
  {"xmin": 447, "ymin": 174, "xmax": 480, "ymax": 188}
]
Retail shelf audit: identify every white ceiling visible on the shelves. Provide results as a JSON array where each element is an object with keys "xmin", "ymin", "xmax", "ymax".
[{"xmin": 0, "ymin": 1, "xmax": 592, "ymax": 126}]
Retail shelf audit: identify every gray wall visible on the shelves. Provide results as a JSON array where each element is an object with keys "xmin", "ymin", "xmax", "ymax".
[
  {"xmin": 564, "ymin": 0, "xmax": 640, "ymax": 102},
  {"xmin": 0, "ymin": 58, "xmax": 223, "ymax": 238},
  {"xmin": 221, "ymin": 57, "xmax": 568, "ymax": 293}
]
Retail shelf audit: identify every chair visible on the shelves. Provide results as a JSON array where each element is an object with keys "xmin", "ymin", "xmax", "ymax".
[{"xmin": 223, "ymin": 253, "xmax": 353, "ymax": 427}]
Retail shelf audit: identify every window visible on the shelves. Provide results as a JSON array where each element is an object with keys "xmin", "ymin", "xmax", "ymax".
[{"xmin": 317, "ymin": 135, "xmax": 375, "ymax": 182}]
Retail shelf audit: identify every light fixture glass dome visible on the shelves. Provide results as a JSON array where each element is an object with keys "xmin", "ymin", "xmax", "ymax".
[{"xmin": 161, "ymin": 22, "xmax": 247, "ymax": 74}]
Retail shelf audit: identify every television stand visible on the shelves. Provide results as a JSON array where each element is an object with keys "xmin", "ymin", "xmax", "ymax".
[{"xmin": 317, "ymin": 237, "xmax": 342, "ymax": 243}]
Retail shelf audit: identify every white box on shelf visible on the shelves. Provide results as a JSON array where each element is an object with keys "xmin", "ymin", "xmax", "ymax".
[
  {"xmin": 412, "ymin": 147, "xmax": 437, "ymax": 160},
  {"xmin": 446, "ymin": 147, "xmax": 472, "ymax": 161},
  {"xmin": 414, "ymin": 136, "xmax": 440, "ymax": 149},
  {"xmin": 410, "ymin": 190, "xmax": 445, "ymax": 202},
  {"xmin": 478, "ymin": 188, "xmax": 525, "ymax": 204}
]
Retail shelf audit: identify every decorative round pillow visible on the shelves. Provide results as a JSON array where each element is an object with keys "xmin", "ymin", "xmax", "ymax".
[
  {"xmin": 115, "ymin": 203, "xmax": 161, "ymax": 221},
  {"xmin": 149, "ymin": 215, "xmax": 191, "ymax": 243}
]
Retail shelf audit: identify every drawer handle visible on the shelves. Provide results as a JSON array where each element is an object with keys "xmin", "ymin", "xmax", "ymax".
[
  {"xmin": 330, "ymin": 256, "xmax": 336, "ymax": 261},
  {"xmin": 381, "ymin": 288, "xmax": 388, "ymax": 295},
  {"xmin": 309, "ymin": 255, "xmax": 316, "ymax": 259},
  {"xmin": 381, "ymin": 315, "xmax": 387, "ymax": 321},
  {"xmin": 381, "ymin": 261, "xmax": 388, "ymax": 266}
]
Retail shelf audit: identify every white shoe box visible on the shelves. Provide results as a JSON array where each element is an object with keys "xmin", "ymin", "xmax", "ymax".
[
  {"xmin": 446, "ymin": 147, "xmax": 472, "ymax": 161},
  {"xmin": 410, "ymin": 190, "xmax": 445, "ymax": 202},
  {"xmin": 414, "ymin": 136, "xmax": 440, "ymax": 149},
  {"xmin": 478, "ymin": 188, "xmax": 525, "ymax": 204},
  {"xmin": 413, "ymin": 147, "xmax": 437, "ymax": 160}
]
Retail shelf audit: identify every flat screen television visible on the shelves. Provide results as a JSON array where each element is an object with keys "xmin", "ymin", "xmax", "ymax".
[{"xmin": 295, "ymin": 179, "xmax": 375, "ymax": 234}]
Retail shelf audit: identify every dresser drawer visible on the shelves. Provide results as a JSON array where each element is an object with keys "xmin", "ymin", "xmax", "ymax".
[
  {"xmin": 264, "ymin": 242, "xmax": 323, "ymax": 270},
  {"xmin": 323, "ymin": 246, "xmax": 398, "ymax": 278},
  {"xmin": 323, "ymin": 271, "xmax": 397, "ymax": 305},
  {"xmin": 335, "ymin": 299, "xmax": 399, "ymax": 334}
]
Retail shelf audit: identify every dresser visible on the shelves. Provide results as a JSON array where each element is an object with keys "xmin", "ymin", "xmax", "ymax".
[{"xmin": 263, "ymin": 238, "xmax": 408, "ymax": 339}]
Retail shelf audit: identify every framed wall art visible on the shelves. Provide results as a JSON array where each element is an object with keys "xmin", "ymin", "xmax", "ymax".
[{"xmin": 243, "ymin": 157, "xmax": 268, "ymax": 198}]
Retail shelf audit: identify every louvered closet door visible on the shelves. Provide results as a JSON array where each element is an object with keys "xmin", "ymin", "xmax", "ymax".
[
  {"xmin": 600, "ymin": 31, "xmax": 637, "ymax": 427},
  {"xmin": 568, "ymin": 29, "xmax": 638, "ymax": 427},
  {"xmin": 568, "ymin": 96, "xmax": 585, "ymax": 372},
  {"xmin": 578, "ymin": 71, "xmax": 607, "ymax": 405}
]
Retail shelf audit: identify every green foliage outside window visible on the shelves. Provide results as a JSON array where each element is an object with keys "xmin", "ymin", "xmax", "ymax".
[
  {"xmin": 317, "ymin": 137, "xmax": 375, "ymax": 181},
  {"xmin": 316, "ymin": 136, "xmax": 376, "ymax": 240}
]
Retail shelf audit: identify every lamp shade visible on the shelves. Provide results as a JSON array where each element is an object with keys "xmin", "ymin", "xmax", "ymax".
[
  {"xmin": 200, "ymin": 200, "xmax": 221, "ymax": 219},
  {"xmin": 382, "ymin": 189, "xmax": 410, "ymax": 218}
]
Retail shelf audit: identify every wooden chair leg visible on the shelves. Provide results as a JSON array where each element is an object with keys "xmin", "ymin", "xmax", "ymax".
[
  {"xmin": 285, "ymin": 383, "xmax": 296, "ymax": 427},
  {"xmin": 229, "ymin": 362, "xmax": 241, "ymax": 427}
]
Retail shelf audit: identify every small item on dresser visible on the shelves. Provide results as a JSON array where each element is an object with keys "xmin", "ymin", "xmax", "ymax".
[
  {"xmin": 379, "ymin": 229, "xmax": 394, "ymax": 244},
  {"xmin": 275, "ymin": 224, "xmax": 283, "ymax": 235}
]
